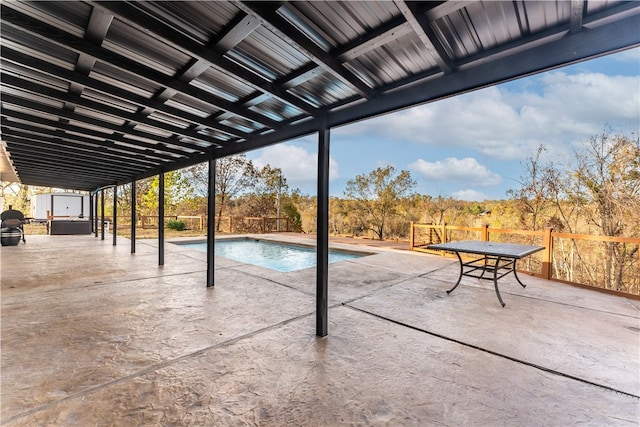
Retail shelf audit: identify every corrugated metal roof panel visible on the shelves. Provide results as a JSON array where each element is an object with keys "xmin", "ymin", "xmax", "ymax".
[
  {"xmin": 89, "ymin": 63, "xmax": 158, "ymax": 99},
  {"xmin": 523, "ymin": 1, "xmax": 571, "ymax": 33},
  {"xmin": 104, "ymin": 19, "xmax": 190, "ymax": 77},
  {"xmin": 234, "ymin": 26, "xmax": 311, "ymax": 78},
  {"xmin": 1, "ymin": 26, "xmax": 79, "ymax": 71},
  {"xmin": 6, "ymin": 1, "xmax": 91, "ymax": 39},
  {"xmin": 345, "ymin": 33, "xmax": 439, "ymax": 87},
  {"xmin": 191, "ymin": 67, "xmax": 254, "ymax": 103},
  {"xmin": 164, "ymin": 95, "xmax": 219, "ymax": 119},
  {"xmin": 73, "ymin": 106, "xmax": 126, "ymax": 126},
  {"xmin": 3, "ymin": 63, "xmax": 67, "ymax": 93},
  {"xmin": 248, "ymin": 97, "xmax": 303, "ymax": 123},
  {"xmin": 286, "ymin": 1, "xmax": 400, "ymax": 49},
  {"xmin": 288, "ymin": 71, "xmax": 358, "ymax": 108},
  {"xmin": 81, "ymin": 88, "xmax": 139, "ymax": 114},
  {"xmin": 130, "ymin": 1, "xmax": 239, "ymax": 46},
  {"xmin": 0, "ymin": 0, "xmax": 637, "ymax": 191}
]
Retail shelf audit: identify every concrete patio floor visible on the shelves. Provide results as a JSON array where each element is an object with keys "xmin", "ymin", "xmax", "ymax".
[{"xmin": 1, "ymin": 234, "xmax": 638, "ymax": 426}]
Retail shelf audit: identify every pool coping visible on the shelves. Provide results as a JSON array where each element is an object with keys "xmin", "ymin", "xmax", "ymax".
[{"xmin": 167, "ymin": 234, "xmax": 380, "ymax": 258}]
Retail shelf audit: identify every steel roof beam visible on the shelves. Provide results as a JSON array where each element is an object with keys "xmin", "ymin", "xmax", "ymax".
[
  {"xmin": 238, "ymin": 1, "xmax": 374, "ymax": 99},
  {"xmin": 9, "ymin": 165, "xmax": 131, "ymax": 185},
  {"xmin": 66, "ymin": 8, "xmax": 112, "ymax": 111},
  {"xmin": 0, "ymin": 108, "xmax": 188, "ymax": 160},
  {"xmin": 215, "ymin": 13, "xmax": 261, "ymax": 53},
  {"xmin": 7, "ymin": 149, "xmax": 136, "ymax": 179},
  {"xmin": 570, "ymin": 0, "xmax": 585, "ymax": 34},
  {"xmin": 1, "ymin": 123, "xmax": 166, "ymax": 167},
  {"xmin": 1, "ymin": 95, "xmax": 194, "ymax": 158},
  {"xmin": 85, "ymin": 7, "xmax": 114, "ymax": 44},
  {"xmin": 1, "ymin": 74, "xmax": 230, "ymax": 151},
  {"xmin": 278, "ymin": 16, "xmax": 413, "ymax": 90},
  {"xmin": 0, "ymin": 4, "xmax": 276, "ymax": 132},
  {"xmin": 10, "ymin": 167, "xmax": 123, "ymax": 189},
  {"xmin": 11, "ymin": 173, "xmax": 112, "ymax": 190},
  {"xmin": 3, "ymin": 136, "xmax": 149, "ymax": 173},
  {"xmin": 280, "ymin": 2, "xmax": 447, "ymax": 87},
  {"xmin": 395, "ymin": 1, "xmax": 453, "ymax": 74},
  {"xmin": 337, "ymin": 18, "xmax": 412, "ymax": 63},
  {"xmin": 211, "ymin": 12, "xmax": 640, "ymax": 158},
  {"xmin": 92, "ymin": 1, "xmax": 316, "ymax": 118},
  {"xmin": 1, "ymin": 48, "xmax": 249, "ymax": 145},
  {"xmin": 330, "ymin": 14, "xmax": 640, "ymax": 128}
]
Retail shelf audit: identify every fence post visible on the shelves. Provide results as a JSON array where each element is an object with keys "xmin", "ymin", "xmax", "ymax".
[
  {"xmin": 410, "ymin": 222, "xmax": 415, "ymax": 250},
  {"xmin": 541, "ymin": 227, "xmax": 554, "ymax": 279},
  {"xmin": 229, "ymin": 215, "xmax": 233, "ymax": 233},
  {"xmin": 441, "ymin": 223, "xmax": 447, "ymax": 243},
  {"xmin": 482, "ymin": 224, "xmax": 489, "ymax": 241},
  {"xmin": 262, "ymin": 217, "xmax": 266, "ymax": 233}
]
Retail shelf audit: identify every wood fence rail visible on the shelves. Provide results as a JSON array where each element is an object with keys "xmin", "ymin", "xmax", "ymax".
[{"xmin": 104, "ymin": 215, "xmax": 291, "ymax": 233}]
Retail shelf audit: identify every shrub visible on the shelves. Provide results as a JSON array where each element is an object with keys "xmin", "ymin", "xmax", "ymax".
[{"xmin": 167, "ymin": 219, "xmax": 186, "ymax": 231}]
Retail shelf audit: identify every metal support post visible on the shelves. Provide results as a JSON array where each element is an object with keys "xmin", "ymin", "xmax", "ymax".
[
  {"xmin": 131, "ymin": 180, "xmax": 136, "ymax": 254},
  {"xmin": 94, "ymin": 192, "xmax": 99, "ymax": 238},
  {"xmin": 89, "ymin": 193, "xmax": 94, "ymax": 233},
  {"xmin": 100, "ymin": 189, "xmax": 105, "ymax": 240},
  {"xmin": 316, "ymin": 116, "xmax": 330, "ymax": 337},
  {"xmin": 541, "ymin": 227, "xmax": 554, "ymax": 279},
  {"xmin": 207, "ymin": 159, "xmax": 216, "ymax": 287},
  {"xmin": 112, "ymin": 185, "xmax": 117, "ymax": 246},
  {"xmin": 159, "ymin": 172, "xmax": 164, "ymax": 266}
]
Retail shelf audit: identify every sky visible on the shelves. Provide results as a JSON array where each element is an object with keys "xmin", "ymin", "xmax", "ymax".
[{"xmin": 246, "ymin": 47, "xmax": 639, "ymax": 202}]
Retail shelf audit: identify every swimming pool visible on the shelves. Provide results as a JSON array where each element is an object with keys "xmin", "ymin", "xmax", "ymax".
[{"xmin": 180, "ymin": 239, "xmax": 364, "ymax": 272}]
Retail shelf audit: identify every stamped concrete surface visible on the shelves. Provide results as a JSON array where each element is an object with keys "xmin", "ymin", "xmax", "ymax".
[{"xmin": 1, "ymin": 234, "xmax": 638, "ymax": 426}]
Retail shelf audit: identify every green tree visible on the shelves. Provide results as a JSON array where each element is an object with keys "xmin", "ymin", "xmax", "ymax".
[
  {"xmin": 344, "ymin": 165, "xmax": 416, "ymax": 240},
  {"xmin": 1, "ymin": 183, "xmax": 30, "ymax": 214},
  {"xmin": 139, "ymin": 171, "xmax": 193, "ymax": 216}
]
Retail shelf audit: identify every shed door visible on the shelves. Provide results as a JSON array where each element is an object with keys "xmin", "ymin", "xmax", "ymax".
[{"xmin": 52, "ymin": 195, "xmax": 84, "ymax": 217}]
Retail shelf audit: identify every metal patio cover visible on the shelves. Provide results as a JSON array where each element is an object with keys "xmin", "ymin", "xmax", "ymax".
[{"xmin": 1, "ymin": 1, "xmax": 639, "ymax": 192}]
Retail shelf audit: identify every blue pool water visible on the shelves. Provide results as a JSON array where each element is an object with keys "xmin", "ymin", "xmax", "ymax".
[{"xmin": 181, "ymin": 239, "xmax": 363, "ymax": 272}]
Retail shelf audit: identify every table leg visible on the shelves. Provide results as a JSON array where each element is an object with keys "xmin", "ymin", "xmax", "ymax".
[
  {"xmin": 479, "ymin": 255, "xmax": 488, "ymax": 279},
  {"xmin": 446, "ymin": 251, "xmax": 464, "ymax": 295},
  {"xmin": 493, "ymin": 255, "xmax": 506, "ymax": 307},
  {"xmin": 512, "ymin": 259, "xmax": 527, "ymax": 288}
]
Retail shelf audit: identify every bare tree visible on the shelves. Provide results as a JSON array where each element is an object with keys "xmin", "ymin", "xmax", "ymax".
[
  {"xmin": 183, "ymin": 155, "xmax": 257, "ymax": 231},
  {"xmin": 571, "ymin": 130, "xmax": 640, "ymax": 291},
  {"xmin": 507, "ymin": 145, "xmax": 557, "ymax": 231}
]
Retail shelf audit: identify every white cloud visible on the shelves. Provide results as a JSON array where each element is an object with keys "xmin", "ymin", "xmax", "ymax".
[
  {"xmin": 339, "ymin": 70, "xmax": 639, "ymax": 162},
  {"xmin": 409, "ymin": 157, "xmax": 502, "ymax": 186},
  {"xmin": 248, "ymin": 50, "xmax": 639, "ymax": 201},
  {"xmin": 451, "ymin": 189, "xmax": 490, "ymax": 201},
  {"xmin": 537, "ymin": 72, "xmax": 639, "ymax": 125},
  {"xmin": 611, "ymin": 47, "xmax": 640, "ymax": 63},
  {"xmin": 251, "ymin": 143, "xmax": 339, "ymax": 185}
]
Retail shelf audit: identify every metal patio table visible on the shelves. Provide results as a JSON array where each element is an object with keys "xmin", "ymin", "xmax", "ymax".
[{"xmin": 426, "ymin": 240, "xmax": 545, "ymax": 307}]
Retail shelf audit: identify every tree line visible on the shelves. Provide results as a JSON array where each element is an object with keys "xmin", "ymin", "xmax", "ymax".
[{"xmin": 3, "ymin": 129, "xmax": 638, "ymax": 292}]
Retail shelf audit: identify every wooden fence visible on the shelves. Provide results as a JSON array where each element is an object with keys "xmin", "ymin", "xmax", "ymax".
[
  {"xmin": 105, "ymin": 215, "xmax": 291, "ymax": 233},
  {"xmin": 410, "ymin": 222, "xmax": 640, "ymax": 297}
]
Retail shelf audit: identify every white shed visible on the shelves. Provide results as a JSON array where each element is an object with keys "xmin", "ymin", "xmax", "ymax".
[{"xmin": 30, "ymin": 193, "xmax": 90, "ymax": 220}]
